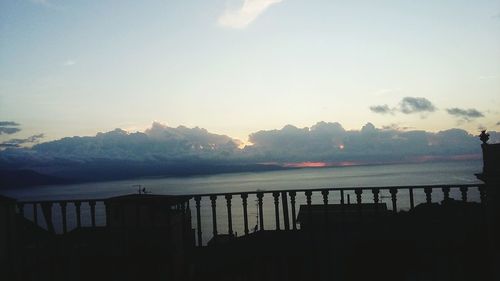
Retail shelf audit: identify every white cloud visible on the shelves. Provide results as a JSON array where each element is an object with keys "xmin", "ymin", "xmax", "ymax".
[
  {"xmin": 63, "ymin": 59, "xmax": 76, "ymax": 66},
  {"xmin": 218, "ymin": 0, "xmax": 283, "ymax": 29},
  {"xmin": 478, "ymin": 74, "xmax": 499, "ymax": 80}
]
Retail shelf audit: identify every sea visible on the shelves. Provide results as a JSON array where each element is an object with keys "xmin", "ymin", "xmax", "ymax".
[{"xmin": 1, "ymin": 160, "xmax": 484, "ymax": 244}]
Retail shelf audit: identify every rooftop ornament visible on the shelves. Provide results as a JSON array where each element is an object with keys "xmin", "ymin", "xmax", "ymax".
[{"xmin": 480, "ymin": 130, "xmax": 489, "ymax": 144}]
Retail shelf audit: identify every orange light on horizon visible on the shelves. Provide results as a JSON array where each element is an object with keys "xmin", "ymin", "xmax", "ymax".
[
  {"xmin": 283, "ymin": 161, "xmax": 329, "ymax": 168},
  {"xmin": 336, "ymin": 161, "xmax": 357, "ymax": 166}
]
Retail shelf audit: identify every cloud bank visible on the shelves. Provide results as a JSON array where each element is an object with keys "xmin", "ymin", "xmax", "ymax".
[
  {"xmin": 245, "ymin": 121, "xmax": 488, "ymax": 163},
  {"xmin": 218, "ymin": 0, "xmax": 283, "ymax": 29},
  {"xmin": 1, "ymin": 121, "xmax": 497, "ymax": 182},
  {"xmin": 31, "ymin": 122, "xmax": 240, "ymax": 161}
]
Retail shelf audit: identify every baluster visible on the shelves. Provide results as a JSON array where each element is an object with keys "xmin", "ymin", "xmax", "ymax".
[
  {"xmin": 372, "ymin": 188, "xmax": 380, "ymax": 204},
  {"xmin": 389, "ymin": 188, "xmax": 398, "ymax": 213},
  {"xmin": 424, "ymin": 187, "xmax": 432, "ymax": 204},
  {"xmin": 321, "ymin": 190, "xmax": 329, "ymax": 205},
  {"xmin": 321, "ymin": 190, "xmax": 329, "ymax": 232},
  {"xmin": 41, "ymin": 202, "xmax": 55, "ymax": 233},
  {"xmin": 60, "ymin": 202, "xmax": 67, "ymax": 234},
  {"xmin": 89, "ymin": 201, "xmax": 96, "ymax": 227},
  {"xmin": 340, "ymin": 190, "xmax": 345, "ymax": 205},
  {"xmin": 17, "ymin": 203, "xmax": 24, "ymax": 218},
  {"xmin": 289, "ymin": 191, "xmax": 297, "ymax": 230},
  {"xmin": 75, "ymin": 201, "xmax": 82, "ymax": 228},
  {"xmin": 104, "ymin": 201, "xmax": 110, "ymax": 226},
  {"xmin": 460, "ymin": 187, "xmax": 468, "ymax": 202},
  {"xmin": 273, "ymin": 192, "xmax": 280, "ymax": 230},
  {"xmin": 355, "ymin": 189, "xmax": 362, "ymax": 205},
  {"xmin": 281, "ymin": 192, "xmax": 290, "ymax": 230},
  {"xmin": 479, "ymin": 186, "xmax": 486, "ymax": 204},
  {"xmin": 372, "ymin": 188, "xmax": 380, "ymax": 213},
  {"xmin": 257, "ymin": 193, "xmax": 264, "ymax": 231},
  {"xmin": 16, "ymin": 203, "xmax": 25, "ymax": 234},
  {"xmin": 241, "ymin": 194, "xmax": 249, "ymax": 235},
  {"xmin": 355, "ymin": 189, "xmax": 363, "ymax": 218},
  {"xmin": 409, "ymin": 188, "xmax": 415, "ymax": 209},
  {"xmin": 305, "ymin": 191, "xmax": 312, "ymax": 206},
  {"xmin": 33, "ymin": 203, "xmax": 38, "ymax": 226},
  {"xmin": 194, "ymin": 196, "xmax": 202, "ymax": 246},
  {"xmin": 225, "ymin": 194, "xmax": 233, "ymax": 235},
  {"xmin": 322, "ymin": 191, "xmax": 329, "ymax": 213},
  {"xmin": 210, "ymin": 195, "xmax": 218, "ymax": 236},
  {"xmin": 305, "ymin": 191, "xmax": 312, "ymax": 229},
  {"xmin": 442, "ymin": 187, "xmax": 450, "ymax": 201}
]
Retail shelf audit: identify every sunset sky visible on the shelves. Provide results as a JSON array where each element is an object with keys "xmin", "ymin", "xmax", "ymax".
[{"xmin": 1, "ymin": 0, "xmax": 500, "ymax": 144}]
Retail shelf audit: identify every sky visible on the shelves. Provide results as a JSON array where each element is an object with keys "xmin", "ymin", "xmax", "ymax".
[{"xmin": 1, "ymin": 0, "xmax": 500, "ymax": 145}]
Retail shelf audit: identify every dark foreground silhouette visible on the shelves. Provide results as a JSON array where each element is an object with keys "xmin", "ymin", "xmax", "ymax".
[{"xmin": 1, "ymin": 131, "xmax": 498, "ymax": 281}]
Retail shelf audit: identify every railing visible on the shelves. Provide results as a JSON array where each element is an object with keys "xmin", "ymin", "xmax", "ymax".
[
  {"xmin": 15, "ymin": 199, "xmax": 107, "ymax": 234},
  {"xmin": 15, "ymin": 184, "xmax": 486, "ymax": 246}
]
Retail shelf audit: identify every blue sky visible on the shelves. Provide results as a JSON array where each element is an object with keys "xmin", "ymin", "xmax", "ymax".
[{"xmin": 1, "ymin": 0, "xmax": 500, "ymax": 144}]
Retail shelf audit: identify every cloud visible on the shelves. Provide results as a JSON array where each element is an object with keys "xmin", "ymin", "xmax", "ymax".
[
  {"xmin": 0, "ymin": 121, "xmax": 20, "ymax": 126},
  {"xmin": 369, "ymin": 104, "xmax": 394, "ymax": 114},
  {"xmin": 245, "ymin": 122, "xmax": 484, "ymax": 163},
  {"xmin": 370, "ymin": 97, "xmax": 436, "ymax": 117},
  {"xmin": 0, "ymin": 121, "xmax": 21, "ymax": 135},
  {"xmin": 381, "ymin": 124, "xmax": 413, "ymax": 131},
  {"xmin": 218, "ymin": 0, "xmax": 283, "ymax": 29},
  {"xmin": 0, "ymin": 134, "xmax": 44, "ymax": 149},
  {"xmin": 1, "ymin": 121, "xmax": 494, "ymax": 181},
  {"xmin": 63, "ymin": 59, "xmax": 76, "ymax": 66},
  {"xmin": 446, "ymin": 108, "xmax": 484, "ymax": 122},
  {"xmin": 399, "ymin": 97, "xmax": 436, "ymax": 114},
  {"xmin": 478, "ymin": 75, "xmax": 499, "ymax": 80},
  {"xmin": 4, "ymin": 122, "xmax": 488, "ymax": 164},
  {"xmin": 32, "ymin": 122, "xmax": 240, "ymax": 161}
]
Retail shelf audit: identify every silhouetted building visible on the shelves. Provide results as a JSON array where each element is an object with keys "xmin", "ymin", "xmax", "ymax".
[
  {"xmin": 297, "ymin": 203, "xmax": 389, "ymax": 230},
  {"xmin": 476, "ymin": 130, "xmax": 500, "ymax": 280},
  {"xmin": 0, "ymin": 195, "xmax": 17, "ymax": 277}
]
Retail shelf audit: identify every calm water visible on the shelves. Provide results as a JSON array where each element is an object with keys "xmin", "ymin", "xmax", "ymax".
[
  {"xmin": 2, "ymin": 160, "xmax": 483, "ymax": 201},
  {"xmin": 1, "ymin": 160, "xmax": 484, "ymax": 245}
]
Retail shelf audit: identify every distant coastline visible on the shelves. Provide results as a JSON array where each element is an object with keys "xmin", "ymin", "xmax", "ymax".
[
  {"xmin": 0, "ymin": 156, "xmax": 481, "ymax": 189},
  {"xmin": 0, "ymin": 163, "xmax": 291, "ymax": 189}
]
